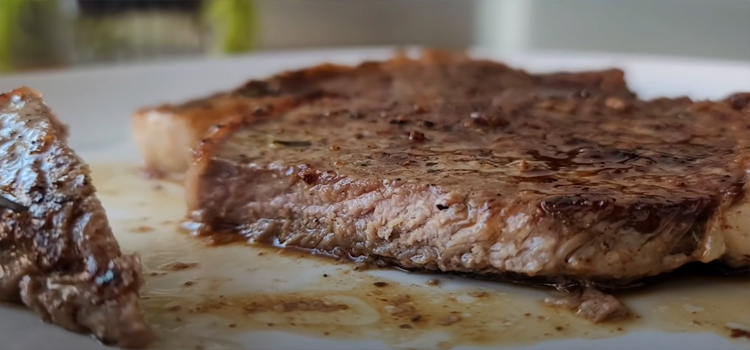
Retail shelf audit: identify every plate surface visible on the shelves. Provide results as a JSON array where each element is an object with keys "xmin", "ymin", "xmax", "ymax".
[{"xmin": 1, "ymin": 47, "xmax": 749, "ymax": 350}]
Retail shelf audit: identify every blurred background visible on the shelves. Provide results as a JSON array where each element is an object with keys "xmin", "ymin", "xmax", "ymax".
[{"xmin": 1, "ymin": 0, "xmax": 748, "ymax": 74}]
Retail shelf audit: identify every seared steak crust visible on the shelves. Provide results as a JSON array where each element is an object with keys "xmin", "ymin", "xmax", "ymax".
[
  {"xmin": 0, "ymin": 88, "xmax": 154, "ymax": 348},
  {"xmin": 134, "ymin": 51, "xmax": 635, "ymax": 176},
  {"xmin": 185, "ymin": 53, "xmax": 750, "ymax": 286}
]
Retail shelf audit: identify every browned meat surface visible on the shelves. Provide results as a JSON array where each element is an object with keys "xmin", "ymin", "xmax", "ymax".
[
  {"xmin": 132, "ymin": 64, "xmax": 375, "ymax": 177},
  {"xmin": 133, "ymin": 51, "xmax": 635, "ymax": 177},
  {"xmin": 0, "ymin": 88, "xmax": 154, "ymax": 348},
  {"xmin": 182, "ymin": 53, "xmax": 750, "ymax": 294}
]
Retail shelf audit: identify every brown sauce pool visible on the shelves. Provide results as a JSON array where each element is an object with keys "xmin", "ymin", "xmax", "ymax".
[{"xmin": 90, "ymin": 162, "xmax": 750, "ymax": 349}]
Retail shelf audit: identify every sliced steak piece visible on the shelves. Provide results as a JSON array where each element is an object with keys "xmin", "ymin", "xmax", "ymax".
[
  {"xmin": 134, "ymin": 51, "xmax": 635, "ymax": 177},
  {"xmin": 0, "ymin": 88, "xmax": 154, "ymax": 348},
  {"xmin": 183, "ymin": 54, "xmax": 750, "ymax": 291}
]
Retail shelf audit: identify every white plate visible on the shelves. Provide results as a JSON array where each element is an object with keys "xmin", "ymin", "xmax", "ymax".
[{"xmin": 1, "ymin": 47, "xmax": 749, "ymax": 350}]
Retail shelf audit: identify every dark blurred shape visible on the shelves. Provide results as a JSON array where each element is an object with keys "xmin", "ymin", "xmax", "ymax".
[{"xmin": 77, "ymin": 0, "xmax": 202, "ymax": 16}]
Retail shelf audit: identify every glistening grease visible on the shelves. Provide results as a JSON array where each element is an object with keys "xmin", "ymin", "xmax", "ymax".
[{"xmin": 91, "ymin": 162, "xmax": 750, "ymax": 350}]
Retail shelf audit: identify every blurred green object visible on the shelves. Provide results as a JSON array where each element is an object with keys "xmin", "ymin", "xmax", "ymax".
[
  {"xmin": 204, "ymin": 0, "xmax": 257, "ymax": 54},
  {"xmin": 0, "ymin": 0, "xmax": 20, "ymax": 72},
  {"xmin": 0, "ymin": 0, "xmax": 62, "ymax": 73},
  {"xmin": 0, "ymin": 0, "xmax": 256, "ymax": 73}
]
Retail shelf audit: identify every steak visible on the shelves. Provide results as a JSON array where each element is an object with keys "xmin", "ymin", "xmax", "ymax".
[
  {"xmin": 183, "ymin": 53, "xmax": 750, "ymax": 284},
  {"xmin": 133, "ymin": 51, "xmax": 635, "ymax": 177},
  {"xmin": 0, "ymin": 88, "xmax": 154, "ymax": 348}
]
